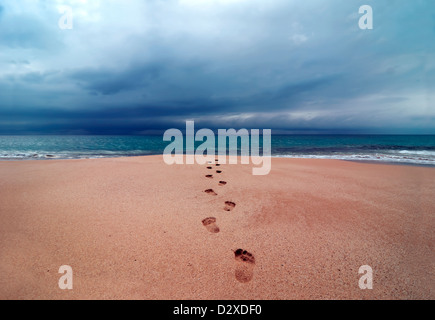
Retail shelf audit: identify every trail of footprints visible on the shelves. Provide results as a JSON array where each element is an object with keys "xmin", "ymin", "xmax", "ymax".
[{"xmin": 200, "ymin": 158, "xmax": 255, "ymax": 283}]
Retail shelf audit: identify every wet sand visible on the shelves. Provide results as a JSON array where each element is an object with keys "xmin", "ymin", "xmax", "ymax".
[{"xmin": 0, "ymin": 156, "xmax": 434, "ymax": 299}]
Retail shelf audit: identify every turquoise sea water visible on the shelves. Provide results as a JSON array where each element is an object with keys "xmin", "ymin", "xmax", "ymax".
[{"xmin": 0, "ymin": 135, "xmax": 434, "ymax": 166}]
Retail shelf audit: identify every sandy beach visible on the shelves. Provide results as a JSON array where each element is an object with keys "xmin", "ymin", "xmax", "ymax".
[{"xmin": 0, "ymin": 156, "xmax": 434, "ymax": 300}]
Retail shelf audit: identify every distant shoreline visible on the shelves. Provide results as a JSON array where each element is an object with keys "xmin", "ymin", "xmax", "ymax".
[
  {"xmin": 1, "ymin": 135, "xmax": 434, "ymax": 166},
  {"xmin": 1, "ymin": 154, "xmax": 434, "ymax": 168}
]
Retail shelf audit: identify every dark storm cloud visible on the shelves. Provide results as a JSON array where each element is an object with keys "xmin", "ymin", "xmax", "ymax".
[
  {"xmin": 70, "ymin": 63, "xmax": 164, "ymax": 95},
  {"xmin": 0, "ymin": 0, "xmax": 434, "ymax": 134}
]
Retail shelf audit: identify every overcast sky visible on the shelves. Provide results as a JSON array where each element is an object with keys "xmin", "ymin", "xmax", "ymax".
[{"xmin": 0, "ymin": 0, "xmax": 434, "ymax": 134}]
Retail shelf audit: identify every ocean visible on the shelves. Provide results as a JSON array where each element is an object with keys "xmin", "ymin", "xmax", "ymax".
[{"xmin": 0, "ymin": 135, "xmax": 434, "ymax": 166}]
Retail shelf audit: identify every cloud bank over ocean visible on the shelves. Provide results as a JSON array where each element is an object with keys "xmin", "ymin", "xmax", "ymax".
[{"xmin": 0, "ymin": 0, "xmax": 434, "ymax": 134}]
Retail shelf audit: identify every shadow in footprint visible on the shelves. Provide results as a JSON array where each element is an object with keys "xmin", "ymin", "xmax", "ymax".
[
  {"xmin": 224, "ymin": 201, "xmax": 236, "ymax": 211},
  {"xmin": 206, "ymin": 175, "xmax": 213, "ymax": 179},
  {"xmin": 216, "ymin": 170, "xmax": 222, "ymax": 174},
  {"xmin": 234, "ymin": 249, "xmax": 255, "ymax": 283},
  {"xmin": 216, "ymin": 164, "xmax": 221, "ymax": 167},
  {"xmin": 207, "ymin": 167, "xmax": 213, "ymax": 170},
  {"xmin": 219, "ymin": 181, "xmax": 227, "ymax": 186},
  {"xmin": 205, "ymin": 189, "xmax": 217, "ymax": 196},
  {"xmin": 202, "ymin": 217, "xmax": 220, "ymax": 233}
]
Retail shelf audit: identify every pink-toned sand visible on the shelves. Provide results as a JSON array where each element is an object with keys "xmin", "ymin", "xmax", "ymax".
[{"xmin": 0, "ymin": 156, "xmax": 434, "ymax": 300}]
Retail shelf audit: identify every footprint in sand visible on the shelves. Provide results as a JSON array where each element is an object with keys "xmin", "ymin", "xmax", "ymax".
[
  {"xmin": 205, "ymin": 189, "xmax": 217, "ymax": 196},
  {"xmin": 216, "ymin": 164, "xmax": 221, "ymax": 167},
  {"xmin": 219, "ymin": 181, "xmax": 227, "ymax": 186},
  {"xmin": 202, "ymin": 217, "xmax": 220, "ymax": 233},
  {"xmin": 234, "ymin": 249, "xmax": 255, "ymax": 283},
  {"xmin": 216, "ymin": 170, "xmax": 222, "ymax": 174},
  {"xmin": 206, "ymin": 175, "xmax": 213, "ymax": 179},
  {"xmin": 224, "ymin": 201, "xmax": 236, "ymax": 211},
  {"xmin": 207, "ymin": 166, "xmax": 213, "ymax": 170}
]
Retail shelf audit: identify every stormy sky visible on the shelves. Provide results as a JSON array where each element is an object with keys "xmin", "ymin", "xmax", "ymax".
[{"xmin": 0, "ymin": 0, "xmax": 434, "ymax": 134}]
